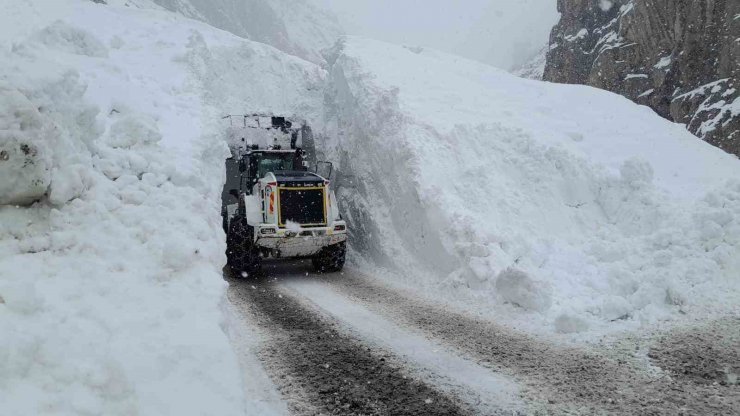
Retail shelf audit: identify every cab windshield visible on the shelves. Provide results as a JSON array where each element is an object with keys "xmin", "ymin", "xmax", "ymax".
[{"xmin": 249, "ymin": 152, "xmax": 295, "ymax": 181}]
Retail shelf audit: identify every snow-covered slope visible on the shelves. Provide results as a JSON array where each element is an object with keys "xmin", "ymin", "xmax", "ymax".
[
  {"xmin": 0, "ymin": 0, "xmax": 324, "ymax": 413},
  {"xmin": 150, "ymin": 0, "xmax": 343, "ymax": 64},
  {"xmin": 322, "ymin": 37, "xmax": 740, "ymax": 337},
  {"xmin": 511, "ymin": 45, "xmax": 547, "ymax": 80}
]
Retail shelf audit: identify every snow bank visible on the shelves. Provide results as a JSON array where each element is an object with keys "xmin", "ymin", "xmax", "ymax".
[
  {"xmin": 0, "ymin": 0, "xmax": 326, "ymax": 412},
  {"xmin": 322, "ymin": 37, "xmax": 740, "ymax": 337}
]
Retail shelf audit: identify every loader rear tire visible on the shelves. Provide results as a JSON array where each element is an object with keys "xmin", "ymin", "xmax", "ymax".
[
  {"xmin": 312, "ymin": 241, "xmax": 346, "ymax": 273},
  {"xmin": 227, "ymin": 217, "xmax": 262, "ymax": 278}
]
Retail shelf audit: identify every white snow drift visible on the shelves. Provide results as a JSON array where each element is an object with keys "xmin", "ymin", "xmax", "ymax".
[
  {"xmin": 0, "ymin": 0, "xmax": 324, "ymax": 413},
  {"xmin": 322, "ymin": 37, "xmax": 740, "ymax": 337}
]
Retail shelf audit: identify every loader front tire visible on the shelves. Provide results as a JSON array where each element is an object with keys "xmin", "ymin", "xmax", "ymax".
[
  {"xmin": 312, "ymin": 241, "xmax": 346, "ymax": 273},
  {"xmin": 227, "ymin": 217, "xmax": 262, "ymax": 278}
]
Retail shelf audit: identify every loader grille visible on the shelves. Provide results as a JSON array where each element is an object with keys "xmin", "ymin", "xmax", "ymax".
[{"xmin": 278, "ymin": 187, "xmax": 326, "ymax": 227}]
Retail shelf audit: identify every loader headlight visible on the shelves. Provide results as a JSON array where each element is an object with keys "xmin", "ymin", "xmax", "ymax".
[
  {"xmin": 333, "ymin": 224, "xmax": 346, "ymax": 231},
  {"xmin": 260, "ymin": 227, "xmax": 276, "ymax": 235}
]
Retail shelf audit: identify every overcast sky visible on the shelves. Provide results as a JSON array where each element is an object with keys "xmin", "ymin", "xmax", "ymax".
[{"xmin": 309, "ymin": 0, "xmax": 560, "ymax": 71}]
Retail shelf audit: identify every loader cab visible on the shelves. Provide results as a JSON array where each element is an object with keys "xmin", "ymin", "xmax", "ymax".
[{"xmin": 240, "ymin": 149, "xmax": 307, "ymax": 194}]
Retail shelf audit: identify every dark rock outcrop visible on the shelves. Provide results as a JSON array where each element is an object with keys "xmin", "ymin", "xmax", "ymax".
[{"xmin": 544, "ymin": 0, "xmax": 740, "ymax": 156}]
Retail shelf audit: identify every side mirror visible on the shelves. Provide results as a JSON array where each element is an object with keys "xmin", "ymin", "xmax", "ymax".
[
  {"xmin": 315, "ymin": 161, "xmax": 333, "ymax": 179},
  {"xmin": 229, "ymin": 189, "xmax": 240, "ymax": 199}
]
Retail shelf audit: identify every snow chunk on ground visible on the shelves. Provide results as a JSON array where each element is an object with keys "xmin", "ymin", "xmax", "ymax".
[
  {"xmin": 106, "ymin": 113, "xmax": 162, "ymax": 149},
  {"xmin": 554, "ymin": 314, "xmax": 590, "ymax": 334},
  {"xmin": 495, "ymin": 268, "xmax": 552, "ymax": 312},
  {"xmin": 0, "ymin": 85, "xmax": 53, "ymax": 205},
  {"xmin": 599, "ymin": 0, "xmax": 614, "ymax": 12},
  {"xmin": 31, "ymin": 20, "xmax": 109, "ymax": 58}
]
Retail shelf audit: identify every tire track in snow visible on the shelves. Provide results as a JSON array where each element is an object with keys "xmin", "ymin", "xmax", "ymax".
[
  {"xmin": 226, "ymin": 269, "xmax": 470, "ymax": 416},
  {"xmin": 223, "ymin": 297, "xmax": 291, "ymax": 415},
  {"xmin": 322, "ymin": 269, "xmax": 740, "ymax": 415},
  {"xmin": 277, "ymin": 278, "xmax": 525, "ymax": 415}
]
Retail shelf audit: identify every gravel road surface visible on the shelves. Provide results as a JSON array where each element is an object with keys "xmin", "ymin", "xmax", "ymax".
[{"xmin": 226, "ymin": 262, "xmax": 740, "ymax": 415}]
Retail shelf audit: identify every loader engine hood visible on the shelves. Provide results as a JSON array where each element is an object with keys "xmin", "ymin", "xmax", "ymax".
[{"xmin": 273, "ymin": 171, "xmax": 326, "ymax": 186}]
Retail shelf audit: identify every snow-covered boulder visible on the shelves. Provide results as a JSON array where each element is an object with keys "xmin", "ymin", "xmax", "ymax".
[
  {"xmin": 0, "ymin": 85, "xmax": 53, "ymax": 205},
  {"xmin": 495, "ymin": 268, "xmax": 552, "ymax": 313},
  {"xmin": 0, "ymin": 73, "xmax": 98, "ymax": 208}
]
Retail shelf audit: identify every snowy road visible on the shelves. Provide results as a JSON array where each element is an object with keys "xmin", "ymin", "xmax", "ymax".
[
  {"xmin": 226, "ymin": 263, "xmax": 740, "ymax": 415},
  {"xmin": 226, "ymin": 264, "xmax": 472, "ymax": 415}
]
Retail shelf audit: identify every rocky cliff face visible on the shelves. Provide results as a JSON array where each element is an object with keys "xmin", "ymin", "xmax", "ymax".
[{"xmin": 544, "ymin": 0, "xmax": 739, "ymax": 156}]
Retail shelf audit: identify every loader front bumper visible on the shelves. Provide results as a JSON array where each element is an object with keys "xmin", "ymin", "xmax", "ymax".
[{"xmin": 255, "ymin": 223, "xmax": 347, "ymax": 258}]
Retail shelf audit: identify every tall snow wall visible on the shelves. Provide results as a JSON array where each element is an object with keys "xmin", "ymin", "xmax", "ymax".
[
  {"xmin": 0, "ymin": 0, "xmax": 325, "ymax": 413},
  {"xmin": 321, "ymin": 37, "xmax": 740, "ymax": 335},
  {"xmin": 151, "ymin": 0, "xmax": 343, "ymax": 64}
]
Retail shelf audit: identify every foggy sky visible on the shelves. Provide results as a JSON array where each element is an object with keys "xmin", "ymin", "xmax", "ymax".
[{"xmin": 309, "ymin": 0, "xmax": 559, "ymax": 71}]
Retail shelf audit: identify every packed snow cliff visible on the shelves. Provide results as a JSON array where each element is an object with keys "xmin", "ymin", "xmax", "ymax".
[
  {"xmin": 321, "ymin": 37, "xmax": 740, "ymax": 337},
  {"xmin": 0, "ymin": 0, "xmax": 322, "ymax": 413}
]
